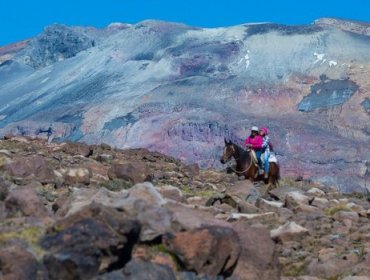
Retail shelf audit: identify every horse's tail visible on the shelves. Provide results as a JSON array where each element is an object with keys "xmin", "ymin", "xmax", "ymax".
[{"xmin": 276, "ymin": 164, "xmax": 281, "ymax": 187}]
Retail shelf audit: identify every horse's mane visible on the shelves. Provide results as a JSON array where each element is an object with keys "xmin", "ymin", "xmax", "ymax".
[{"xmin": 232, "ymin": 141, "xmax": 250, "ymax": 164}]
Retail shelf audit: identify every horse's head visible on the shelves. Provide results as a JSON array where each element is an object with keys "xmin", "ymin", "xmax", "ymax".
[{"xmin": 220, "ymin": 139, "xmax": 236, "ymax": 164}]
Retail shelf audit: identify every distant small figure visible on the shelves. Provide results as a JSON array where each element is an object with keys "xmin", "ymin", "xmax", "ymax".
[{"xmin": 47, "ymin": 125, "xmax": 53, "ymax": 143}]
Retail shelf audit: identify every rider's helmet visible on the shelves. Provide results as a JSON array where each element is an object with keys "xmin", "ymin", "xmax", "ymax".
[{"xmin": 251, "ymin": 126, "xmax": 259, "ymax": 132}]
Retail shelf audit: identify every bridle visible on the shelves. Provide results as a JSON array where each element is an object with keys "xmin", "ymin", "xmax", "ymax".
[{"xmin": 225, "ymin": 146, "xmax": 254, "ymax": 175}]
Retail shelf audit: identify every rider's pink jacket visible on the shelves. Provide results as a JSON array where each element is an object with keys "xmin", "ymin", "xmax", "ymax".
[{"xmin": 244, "ymin": 135, "xmax": 263, "ymax": 150}]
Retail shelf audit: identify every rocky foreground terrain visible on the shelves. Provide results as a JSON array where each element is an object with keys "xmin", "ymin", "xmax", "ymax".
[{"xmin": 0, "ymin": 136, "xmax": 368, "ymax": 279}]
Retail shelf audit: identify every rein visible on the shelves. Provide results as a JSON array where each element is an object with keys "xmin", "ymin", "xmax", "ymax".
[{"xmin": 227, "ymin": 147, "xmax": 254, "ymax": 175}]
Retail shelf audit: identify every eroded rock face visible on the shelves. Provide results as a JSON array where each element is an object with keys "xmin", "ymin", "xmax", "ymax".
[
  {"xmin": 42, "ymin": 203, "xmax": 141, "ymax": 279},
  {"xmin": 164, "ymin": 226, "xmax": 240, "ymax": 277},
  {"xmin": 230, "ymin": 223, "xmax": 281, "ymax": 280},
  {"xmin": 20, "ymin": 24, "xmax": 96, "ymax": 69},
  {"xmin": 0, "ymin": 245, "xmax": 45, "ymax": 280}
]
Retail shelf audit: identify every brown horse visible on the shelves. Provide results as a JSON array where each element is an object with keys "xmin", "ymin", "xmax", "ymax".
[{"xmin": 220, "ymin": 139, "xmax": 280, "ymax": 187}]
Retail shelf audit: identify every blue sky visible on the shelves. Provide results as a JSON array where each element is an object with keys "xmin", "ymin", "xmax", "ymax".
[{"xmin": 1, "ymin": 0, "xmax": 370, "ymax": 46}]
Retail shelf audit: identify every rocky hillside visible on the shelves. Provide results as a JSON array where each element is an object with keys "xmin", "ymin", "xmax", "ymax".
[
  {"xmin": 0, "ymin": 136, "xmax": 369, "ymax": 279},
  {"xmin": 0, "ymin": 19, "xmax": 369, "ymax": 193}
]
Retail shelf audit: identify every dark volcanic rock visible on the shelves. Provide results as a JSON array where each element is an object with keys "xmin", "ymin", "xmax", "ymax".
[
  {"xmin": 3, "ymin": 155, "xmax": 55, "ymax": 183},
  {"xmin": 21, "ymin": 24, "xmax": 96, "ymax": 68},
  {"xmin": 108, "ymin": 162, "xmax": 152, "ymax": 184},
  {"xmin": 62, "ymin": 141, "xmax": 94, "ymax": 157},
  {"xmin": 0, "ymin": 176, "xmax": 11, "ymax": 200},
  {"xmin": 230, "ymin": 223, "xmax": 281, "ymax": 280},
  {"xmin": 42, "ymin": 203, "xmax": 141, "ymax": 279},
  {"xmin": 0, "ymin": 245, "xmax": 45, "ymax": 280},
  {"xmin": 5, "ymin": 187, "xmax": 50, "ymax": 218},
  {"xmin": 298, "ymin": 75, "xmax": 359, "ymax": 112},
  {"xmin": 98, "ymin": 259, "xmax": 176, "ymax": 280},
  {"xmin": 164, "ymin": 226, "xmax": 240, "ymax": 277}
]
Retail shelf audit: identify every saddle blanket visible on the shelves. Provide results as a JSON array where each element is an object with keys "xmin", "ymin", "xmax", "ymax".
[{"xmin": 268, "ymin": 153, "xmax": 278, "ymax": 163}]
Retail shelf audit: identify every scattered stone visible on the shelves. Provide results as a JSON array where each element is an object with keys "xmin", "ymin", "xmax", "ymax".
[
  {"xmin": 183, "ymin": 163, "xmax": 200, "ymax": 177},
  {"xmin": 5, "ymin": 187, "xmax": 50, "ymax": 218},
  {"xmin": 310, "ymin": 197, "xmax": 329, "ymax": 208},
  {"xmin": 62, "ymin": 142, "xmax": 93, "ymax": 157},
  {"xmin": 108, "ymin": 162, "xmax": 152, "ymax": 184},
  {"xmin": 2, "ymin": 155, "xmax": 55, "ymax": 183},
  {"xmin": 0, "ymin": 245, "xmax": 45, "ymax": 279},
  {"xmin": 96, "ymin": 153, "xmax": 113, "ymax": 163},
  {"xmin": 156, "ymin": 185, "xmax": 186, "ymax": 203},
  {"xmin": 342, "ymin": 277, "xmax": 370, "ymax": 280},
  {"xmin": 98, "ymin": 259, "xmax": 176, "ymax": 280},
  {"xmin": 271, "ymin": 222, "xmax": 309, "ymax": 243},
  {"xmin": 333, "ymin": 210, "xmax": 359, "ymax": 223},
  {"xmin": 285, "ymin": 191, "xmax": 311, "ymax": 210},
  {"xmin": 346, "ymin": 202, "xmax": 367, "ymax": 217},
  {"xmin": 256, "ymin": 198, "xmax": 284, "ymax": 212},
  {"xmin": 227, "ymin": 212, "xmax": 278, "ymax": 222},
  {"xmin": 62, "ymin": 167, "xmax": 91, "ymax": 185},
  {"xmin": 307, "ymin": 187, "xmax": 325, "ymax": 197}
]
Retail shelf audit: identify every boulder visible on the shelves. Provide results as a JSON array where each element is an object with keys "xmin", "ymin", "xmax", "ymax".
[
  {"xmin": 230, "ymin": 222, "xmax": 280, "ymax": 280},
  {"xmin": 227, "ymin": 212, "xmax": 278, "ymax": 222},
  {"xmin": 0, "ymin": 176, "xmax": 11, "ymax": 200},
  {"xmin": 3, "ymin": 155, "xmax": 55, "ymax": 183},
  {"xmin": 285, "ymin": 191, "xmax": 312, "ymax": 210},
  {"xmin": 307, "ymin": 258, "xmax": 356, "ymax": 279},
  {"xmin": 0, "ymin": 154, "xmax": 12, "ymax": 168},
  {"xmin": 108, "ymin": 162, "xmax": 152, "ymax": 184},
  {"xmin": 310, "ymin": 197, "xmax": 329, "ymax": 208},
  {"xmin": 42, "ymin": 203, "xmax": 141, "ymax": 280},
  {"xmin": 62, "ymin": 142, "xmax": 93, "ymax": 157},
  {"xmin": 5, "ymin": 187, "xmax": 50, "ymax": 218},
  {"xmin": 62, "ymin": 167, "xmax": 91, "ymax": 185},
  {"xmin": 256, "ymin": 198, "xmax": 284, "ymax": 212},
  {"xmin": 268, "ymin": 186, "xmax": 297, "ymax": 201},
  {"xmin": 333, "ymin": 210, "xmax": 359, "ymax": 223},
  {"xmin": 307, "ymin": 187, "xmax": 326, "ymax": 197},
  {"xmin": 346, "ymin": 202, "xmax": 367, "ymax": 217},
  {"xmin": 0, "ymin": 245, "xmax": 45, "ymax": 280},
  {"xmin": 57, "ymin": 183, "xmax": 171, "ymax": 241},
  {"xmin": 156, "ymin": 185, "xmax": 186, "ymax": 203},
  {"xmin": 164, "ymin": 226, "xmax": 240, "ymax": 277},
  {"xmin": 270, "ymin": 221, "xmax": 309, "ymax": 243},
  {"xmin": 98, "ymin": 259, "xmax": 176, "ymax": 280},
  {"xmin": 183, "ymin": 163, "xmax": 200, "ymax": 177}
]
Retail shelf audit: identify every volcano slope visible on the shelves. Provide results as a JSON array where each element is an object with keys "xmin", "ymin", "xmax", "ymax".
[{"xmin": 0, "ymin": 18, "xmax": 369, "ymax": 192}]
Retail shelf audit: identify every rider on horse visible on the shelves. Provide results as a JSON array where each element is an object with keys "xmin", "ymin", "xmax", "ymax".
[{"xmin": 244, "ymin": 126, "xmax": 263, "ymax": 173}]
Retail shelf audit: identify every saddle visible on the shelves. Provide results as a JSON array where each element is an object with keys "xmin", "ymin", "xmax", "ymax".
[{"xmin": 249, "ymin": 150, "xmax": 259, "ymax": 167}]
